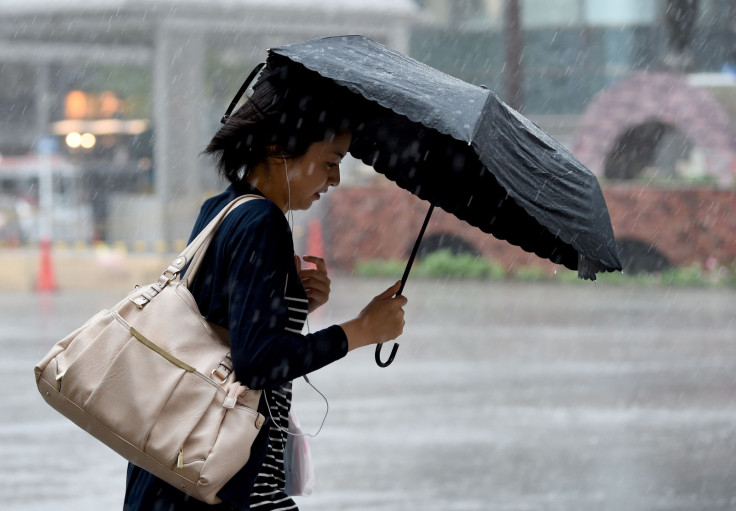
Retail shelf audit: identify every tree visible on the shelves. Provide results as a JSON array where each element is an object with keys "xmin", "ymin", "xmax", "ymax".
[
  {"xmin": 663, "ymin": 0, "xmax": 699, "ymax": 72},
  {"xmin": 504, "ymin": 0, "xmax": 524, "ymax": 109}
]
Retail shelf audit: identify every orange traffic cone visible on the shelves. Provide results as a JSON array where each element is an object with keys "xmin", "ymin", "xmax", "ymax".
[
  {"xmin": 306, "ymin": 217, "xmax": 325, "ymax": 260},
  {"xmin": 36, "ymin": 238, "xmax": 57, "ymax": 292}
]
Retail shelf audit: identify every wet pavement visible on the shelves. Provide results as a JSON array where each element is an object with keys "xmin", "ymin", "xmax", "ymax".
[{"xmin": 2, "ymin": 277, "xmax": 735, "ymax": 510}]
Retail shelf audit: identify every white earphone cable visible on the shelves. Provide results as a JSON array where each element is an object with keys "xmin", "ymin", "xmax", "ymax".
[
  {"xmin": 264, "ymin": 156, "xmax": 328, "ymax": 438},
  {"xmin": 282, "ymin": 156, "xmax": 294, "ymax": 231},
  {"xmin": 263, "ymin": 376, "xmax": 329, "ymax": 438}
]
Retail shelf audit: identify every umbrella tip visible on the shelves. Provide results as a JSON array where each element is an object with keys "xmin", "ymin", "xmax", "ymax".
[{"xmin": 577, "ymin": 254, "xmax": 602, "ymax": 281}]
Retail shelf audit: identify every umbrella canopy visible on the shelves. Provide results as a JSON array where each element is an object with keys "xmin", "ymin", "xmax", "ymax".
[
  {"xmin": 263, "ymin": 35, "xmax": 621, "ymax": 279},
  {"xmin": 223, "ymin": 35, "xmax": 623, "ymax": 366}
]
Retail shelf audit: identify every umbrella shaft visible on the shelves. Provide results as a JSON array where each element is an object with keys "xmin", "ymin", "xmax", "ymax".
[
  {"xmin": 398, "ymin": 203, "xmax": 435, "ymax": 296},
  {"xmin": 376, "ymin": 202, "xmax": 434, "ymax": 368}
]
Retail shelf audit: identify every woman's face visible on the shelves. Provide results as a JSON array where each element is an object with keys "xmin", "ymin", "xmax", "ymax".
[{"xmin": 285, "ymin": 132, "xmax": 351, "ymax": 211}]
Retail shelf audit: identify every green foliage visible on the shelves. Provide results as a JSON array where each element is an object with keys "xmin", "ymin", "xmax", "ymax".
[
  {"xmin": 356, "ymin": 250, "xmax": 505, "ymax": 280},
  {"xmin": 355, "ymin": 251, "xmax": 736, "ymax": 287},
  {"xmin": 413, "ymin": 250, "xmax": 506, "ymax": 279},
  {"xmin": 660, "ymin": 264, "xmax": 704, "ymax": 286},
  {"xmin": 568, "ymin": 263, "xmax": 734, "ymax": 288},
  {"xmin": 635, "ymin": 173, "xmax": 720, "ymax": 188},
  {"xmin": 510, "ymin": 264, "xmax": 549, "ymax": 281},
  {"xmin": 354, "ymin": 259, "xmax": 405, "ymax": 279}
]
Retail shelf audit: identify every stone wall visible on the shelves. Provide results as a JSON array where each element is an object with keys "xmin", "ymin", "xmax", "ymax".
[
  {"xmin": 603, "ymin": 185, "xmax": 736, "ymax": 268},
  {"xmin": 325, "ymin": 184, "xmax": 736, "ymax": 274}
]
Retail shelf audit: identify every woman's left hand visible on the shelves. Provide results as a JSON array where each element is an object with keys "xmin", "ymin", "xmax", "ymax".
[{"xmin": 296, "ymin": 255, "xmax": 331, "ymax": 313}]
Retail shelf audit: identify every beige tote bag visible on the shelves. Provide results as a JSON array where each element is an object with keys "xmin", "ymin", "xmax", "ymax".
[{"xmin": 34, "ymin": 195, "xmax": 265, "ymax": 504}]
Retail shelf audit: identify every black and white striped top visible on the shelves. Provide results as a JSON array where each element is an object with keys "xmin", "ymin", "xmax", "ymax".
[
  {"xmin": 249, "ymin": 384, "xmax": 296, "ymax": 510},
  {"xmin": 249, "ymin": 287, "xmax": 309, "ymax": 510}
]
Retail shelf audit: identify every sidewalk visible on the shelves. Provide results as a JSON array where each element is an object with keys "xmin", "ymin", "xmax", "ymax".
[{"xmin": 5, "ymin": 279, "xmax": 736, "ymax": 511}]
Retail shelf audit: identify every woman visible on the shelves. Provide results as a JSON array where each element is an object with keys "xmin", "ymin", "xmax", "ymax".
[{"xmin": 123, "ymin": 64, "xmax": 408, "ymax": 510}]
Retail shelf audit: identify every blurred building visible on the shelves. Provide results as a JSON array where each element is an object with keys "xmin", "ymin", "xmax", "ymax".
[
  {"xmin": 1, "ymin": 0, "xmax": 735, "ymax": 256},
  {"xmin": 0, "ymin": 0, "xmax": 420, "ymax": 244},
  {"xmin": 412, "ymin": 0, "xmax": 736, "ymax": 146}
]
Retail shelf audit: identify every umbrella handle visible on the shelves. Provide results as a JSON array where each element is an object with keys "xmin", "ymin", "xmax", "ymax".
[
  {"xmin": 375, "ymin": 342, "xmax": 400, "ymax": 367},
  {"xmin": 221, "ymin": 62, "xmax": 265, "ymax": 124},
  {"xmin": 373, "ymin": 203, "xmax": 435, "ymax": 368},
  {"xmin": 374, "ymin": 281, "xmax": 405, "ymax": 367}
]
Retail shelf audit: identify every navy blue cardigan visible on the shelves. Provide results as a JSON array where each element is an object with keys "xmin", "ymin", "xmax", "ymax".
[{"xmin": 124, "ymin": 183, "xmax": 349, "ymax": 510}]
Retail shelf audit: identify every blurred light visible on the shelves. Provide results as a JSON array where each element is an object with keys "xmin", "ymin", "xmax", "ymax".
[
  {"xmin": 65, "ymin": 90, "xmax": 88, "ymax": 119},
  {"xmin": 52, "ymin": 119, "xmax": 150, "ymax": 136},
  {"xmin": 99, "ymin": 91, "xmax": 122, "ymax": 118},
  {"xmin": 66, "ymin": 132, "xmax": 82, "ymax": 148},
  {"xmin": 80, "ymin": 133, "xmax": 96, "ymax": 149}
]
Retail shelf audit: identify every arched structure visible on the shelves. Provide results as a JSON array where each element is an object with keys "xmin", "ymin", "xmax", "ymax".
[
  {"xmin": 603, "ymin": 120, "xmax": 693, "ymax": 181},
  {"xmin": 574, "ymin": 72, "xmax": 736, "ymax": 186},
  {"xmin": 415, "ymin": 233, "xmax": 479, "ymax": 259},
  {"xmin": 615, "ymin": 237, "xmax": 673, "ymax": 274}
]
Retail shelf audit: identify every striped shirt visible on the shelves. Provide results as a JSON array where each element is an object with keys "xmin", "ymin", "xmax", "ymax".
[
  {"xmin": 249, "ymin": 285, "xmax": 309, "ymax": 510},
  {"xmin": 249, "ymin": 385, "xmax": 295, "ymax": 510}
]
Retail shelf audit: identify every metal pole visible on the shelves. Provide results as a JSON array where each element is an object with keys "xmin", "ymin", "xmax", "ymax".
[{"xmin": 152, "ymin": 27, "xmax": 171, "ymax": 240}]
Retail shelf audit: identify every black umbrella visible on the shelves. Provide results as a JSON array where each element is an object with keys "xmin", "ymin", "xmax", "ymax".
[{"xmin": 222, "ymin": 35, "xmax": 622, "ymax": 367}]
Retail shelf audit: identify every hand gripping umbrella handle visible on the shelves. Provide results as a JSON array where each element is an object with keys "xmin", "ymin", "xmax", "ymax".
[
  {"xmin": 375, "ymin": 203, "xmax": 435, "ymax": 368},
  {"xmin": 374, "ymin": 277, "xmax": 406, "ymax": 367}
]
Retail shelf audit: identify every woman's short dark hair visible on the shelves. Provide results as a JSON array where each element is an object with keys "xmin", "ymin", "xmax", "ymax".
[{"xmin": 204, "ymin": 62, "xmax": 365, "ymax": 184}]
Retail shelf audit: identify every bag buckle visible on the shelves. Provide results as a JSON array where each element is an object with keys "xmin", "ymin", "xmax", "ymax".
[
  {"xmin": 210, "ymin": 354, "xmax": 234, "ymax": 384},
  {"xmin": 158, "ymin": 270, "xmax": 177, "ymax": 287},
  {"xmin": 210, "ymin": 367, "xmax": 229, "ymax": 384}
]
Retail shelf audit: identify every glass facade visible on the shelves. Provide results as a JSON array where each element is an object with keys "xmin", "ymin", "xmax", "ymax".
[{"xmin": 410, "ymin": 0, "xmax": 736, "ymax": 115}]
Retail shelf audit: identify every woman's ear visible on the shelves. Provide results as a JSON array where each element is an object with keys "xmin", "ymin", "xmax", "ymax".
[{"xmin": 265, "ymin": 145, "xmax": 287, "ymax": 159}]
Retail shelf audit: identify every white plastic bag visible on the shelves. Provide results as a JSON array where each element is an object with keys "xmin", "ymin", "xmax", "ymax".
[{"xmin": 284, "ymin": 411, "xmax": 315, "ymax": 496}]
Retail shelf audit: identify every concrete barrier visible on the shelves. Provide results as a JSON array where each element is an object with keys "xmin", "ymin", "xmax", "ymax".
[{"xmin": 0, "ymin": 245, "xmax": 176, "ymax": 292}]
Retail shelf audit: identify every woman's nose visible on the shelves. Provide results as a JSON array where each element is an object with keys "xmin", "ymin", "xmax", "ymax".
[{"xmin": 329, "ymin": 167, "xmax": 341, "ymax": 187}]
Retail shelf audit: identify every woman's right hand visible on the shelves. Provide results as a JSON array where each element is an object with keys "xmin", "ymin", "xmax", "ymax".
[{"xmin": 340, "ymin": 281, "xmax": 408, "ymax": 351}]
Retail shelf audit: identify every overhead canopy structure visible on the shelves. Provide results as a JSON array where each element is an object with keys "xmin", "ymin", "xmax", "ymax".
[{"xmin": 0, "ymin": 0, "xmax": 421, "ymax": 241}]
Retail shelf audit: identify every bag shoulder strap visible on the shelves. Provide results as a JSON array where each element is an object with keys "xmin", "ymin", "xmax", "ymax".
[
  {"xmin": 129, "ymin": 195, "xmax": 261, "ymax": 308},
  {"xmin": 178, "ymin": 194, "xmax": 262, "ymax": 284}
]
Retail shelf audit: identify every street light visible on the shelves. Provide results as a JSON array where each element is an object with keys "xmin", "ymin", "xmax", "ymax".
[
  {"xmin": 65, "ymin": 131, "xmax": 96, "ymax": 150},
  {"xmin": 80, "ymin": 133, "xmax": 96, "ymax": 149},
  {"xmin": 65, "ymin": 132, "xmax": 82, "ymax": 148}
]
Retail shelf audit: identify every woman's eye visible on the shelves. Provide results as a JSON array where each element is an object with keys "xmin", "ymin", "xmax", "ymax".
[{"xmin": 327, "ymin": 162, "xmax": 339, "ymax": 169}]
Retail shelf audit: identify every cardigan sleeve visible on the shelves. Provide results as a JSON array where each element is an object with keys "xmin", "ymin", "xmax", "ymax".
[{"xmin": 220, "ymin": 201, "xmax": 348, "ymax": 390}]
